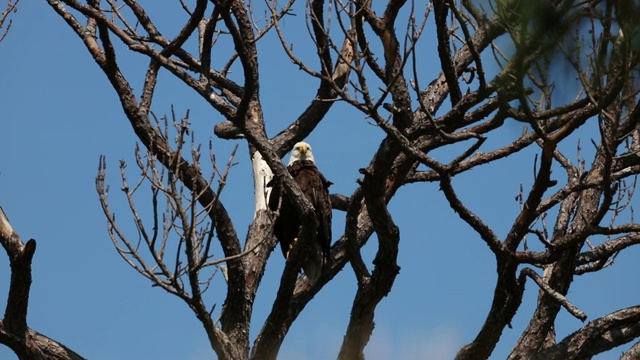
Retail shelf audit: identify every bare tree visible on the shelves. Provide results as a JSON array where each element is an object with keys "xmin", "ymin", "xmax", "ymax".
[{"xmin": 2, "ymin": 0, "xmax": 640, "ymax": 358}]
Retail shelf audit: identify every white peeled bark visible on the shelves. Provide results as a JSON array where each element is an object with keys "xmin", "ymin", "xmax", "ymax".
[
  {"xmin": 0, "ymin": 206, "xmax": 16, "ymax": 242},
  {"xmin": 252, "ymin": 151, "xmax": 274, "ymax": 219}
]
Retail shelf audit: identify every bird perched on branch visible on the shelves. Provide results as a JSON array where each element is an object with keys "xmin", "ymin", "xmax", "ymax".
[{"xmin": 268, "ymin": 142, "xmax": 332, "ymax": 281}]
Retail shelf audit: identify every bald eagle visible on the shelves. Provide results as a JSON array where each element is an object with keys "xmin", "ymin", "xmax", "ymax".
[{"xmin": 268, "ymin": 142, "xmax": 332, "ymax": 281}]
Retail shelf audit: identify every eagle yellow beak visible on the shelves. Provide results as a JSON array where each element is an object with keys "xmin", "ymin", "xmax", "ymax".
[{"xmin": 299, "ymin": 144, "xmax": 308, "ymax": 154}]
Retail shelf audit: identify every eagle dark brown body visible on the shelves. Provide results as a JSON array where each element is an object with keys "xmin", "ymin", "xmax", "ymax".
[{"xmin": 268, "ymin": 159, "xmax": 332, "ymax": 280}]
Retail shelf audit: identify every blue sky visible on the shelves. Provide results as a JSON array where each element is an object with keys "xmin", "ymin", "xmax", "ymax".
[{"xmin": 0, "ymin": 2, "xmax": 638, "ymax": 360}]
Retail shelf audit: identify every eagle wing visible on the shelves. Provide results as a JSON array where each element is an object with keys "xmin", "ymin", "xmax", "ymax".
[
  {"xmin": 294, "ymin": 161, "xmax": 332, "ymax": 265},
  {"xmin": 268, "ymin": 172, "xmax": 297, "ymax": 258}
]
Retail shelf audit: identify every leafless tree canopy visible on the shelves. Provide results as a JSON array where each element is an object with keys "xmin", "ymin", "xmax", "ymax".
[{"xmin": 2, "ymin": 0, "xmax": 640, "ymax": 359}]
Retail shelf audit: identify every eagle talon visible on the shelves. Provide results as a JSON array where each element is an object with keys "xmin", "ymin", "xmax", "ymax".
[{"xmin": 285, "ymin": 237, "xmax": 299, "ymax": 259}]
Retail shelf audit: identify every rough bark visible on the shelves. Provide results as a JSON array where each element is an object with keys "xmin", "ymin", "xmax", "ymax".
[{"xmin": 0, "ymin": 207, "xmax": 86, "ymax": 360}]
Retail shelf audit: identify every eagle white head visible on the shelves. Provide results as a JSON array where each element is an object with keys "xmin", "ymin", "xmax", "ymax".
[{"xmin": 288, "ymin": 141, "xmax": 315, "ymax": 165}]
